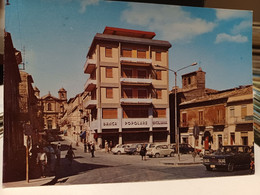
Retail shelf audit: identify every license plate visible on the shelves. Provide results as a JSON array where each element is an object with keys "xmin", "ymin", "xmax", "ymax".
[{"xmin": 210, "ymin": 165, "xmax": 215, "ymax": 168}]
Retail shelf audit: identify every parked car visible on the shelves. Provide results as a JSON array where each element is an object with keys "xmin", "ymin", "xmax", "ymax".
[
  {"xmin": 203, "ymin": 145, "xmax": 252, "ymax": 172},
  {"xmin": 124, "ymin": 143, "xmax": 143, "ymax": 155},
  {"xmin": 111, "ymin": 144, "xmax": 130, "ymax": 155},
  {"xmin": 146, "ymin": 144, "xmax": 175, "ymax": 158}
]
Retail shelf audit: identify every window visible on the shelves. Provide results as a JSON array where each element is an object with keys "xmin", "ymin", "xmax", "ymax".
[
  {"xmin": 106, "ymin": 88, "xmax": 113, "ymax": 99},
  {"xmin": 122, "ymin": 48, "xmax": 132, "ymax": 57},
  {"xmin": 47, "ymin": 103, "xmax": 52, "ymax": 111},
  {"xmin": 123, "ymin": 88, "xmax": 132, "ymax": 98},
  {"xmin": 156, "ymin": 51, "xmax": 161, "ymax": 61},
  {"xmin": 106, "ymin": 67, "xmax": 113, "ymax": 78},
  {"xmin": 137, "ymin": 70, "xmax": 147, "ymax": 79},
  {"xmin": 138, "ymin": 89, "xmax": 147, "ymax": 99},
  {"xmin": 156, "ymin": 70, "xmax": 162, "ymax": 80},
  {"xmin": 137, "ymin": 50, "xmax": 146, "ymax": 58},
  {"xmin": 230, "ymin": 107, "xmax": 235, "ymax": 117},
  {"xmin": 105, "ymin": 47, "xmax": 112, "ymax": 58},
  {"xmin": 182, "ymin": 113, "xmax": 187, "ymax": 126},
  {"xmin": 199, "ymin": 110, "xmax": 204, "ymax": 125},
  {"xmin": 122, "ymin": 69, "xmax": 132, "ymax": 78},
  {"xmin": 156, "ymin": 89, "xmax": 162, "ymax": 99},
  {"xmin": 188, "ymin": 77, "xmax": 191, "ymax": 85},
  {"xmin": 102, "ymin": 108, "xmax": 118, "ymax": 119},
  {"xmin": 230, "ymin": 133, "xmax": 235, "ymax": 145},
  {"xmin": 47, "ymin": 120, "xmax": 52, "ymax": 129},
  {"xmin": 123, "ymin": 106, "xmax": 148, "ymax": 118},
  {"xmin": 217, "ymin": 110, "xmax": 222, "ymax": 123},
  {"xmin": 241, "ymin": 105, "xmax": 247, "ymax": 119},
  {"xmin": 153, "ymin": 108, "xmax": 166, "ymax": 118}
]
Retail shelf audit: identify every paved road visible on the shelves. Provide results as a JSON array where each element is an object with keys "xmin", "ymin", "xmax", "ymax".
[{"xmin": 46, "ymin": 139, "xmax": 252, "ymax": 186}]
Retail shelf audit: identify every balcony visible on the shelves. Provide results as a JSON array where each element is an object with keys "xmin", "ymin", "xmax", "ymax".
[
  {"xmin": 120, "ymin": 57, "xmax": 152, "ymax": 66},
  {"xmin": 84, "ymin": 99, "xmax": 97, "ymax": 109},
  {"xmin": 84, "ymin": 78, "xmax": 97, "ymax": 92},
  {"xmin": 120, "ymin": 77, "xmax": 152, "ymax": 86},
  {"xmin": 84, "ymin": 58, "xmax": 96, "ymax": 74},
  {"xmin": 120, "ymin": 98, "xmax": 152, "ymax": 105}
]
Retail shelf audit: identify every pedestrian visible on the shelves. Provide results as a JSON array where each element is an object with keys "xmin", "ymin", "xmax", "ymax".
[
  {"xmin": 66, "ymin": 145, "xmax": 75, "ymax": 166},
  {"xmin": 140, "ymin": 144, "xmax": 147, "ymax": 161},
  {"xmin": 90, "ymin": 142, "xmax": 95, "ymax": 157},
  {"xmin": 36, "ymin": 147, "xmax": 48, "ymax": 178},
  {"xmin": 105, "ymin": 140, "xmax": 108, "ymax": 153},
  {"xmin": 108, "ymin": 141, "xmax": 113, "ymax": 153},
  {"xmin": 56, "ymin": 144, "xmax": 61, "ymax": 166},
  {"xmin": 84, "ymin": 141, "xmax": 87, "ymax": 153}
]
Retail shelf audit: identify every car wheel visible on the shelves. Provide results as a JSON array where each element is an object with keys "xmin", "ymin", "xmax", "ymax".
[
  {"xmin": 155, "ymin": 153, "xmax": 160, "ymax": 158},
  {"xmin": 206, "ymin": 166, "xmax": 213, "ymax": 171},
  {"xmin": 170, "ymin": 152, "xmax": 174, "ymax": 157},
  {"xmin": 117, "ymin": 151, "xmax": 121, "ymax": 155},
  {"xmin": 227, "ymin": 163, "xmax": 234, "ymax": 172}
]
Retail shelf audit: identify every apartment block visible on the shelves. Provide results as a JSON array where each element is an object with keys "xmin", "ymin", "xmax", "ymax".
[{"xmin": 83, "ymin": 27, "xmax": 172, "ymax": 146}]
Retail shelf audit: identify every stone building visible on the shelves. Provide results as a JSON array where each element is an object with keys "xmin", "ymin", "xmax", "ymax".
[
  {"xmin": 179, "ymin": 85, "xmax": 253, "ymax": 150},
  {"xmin": 83, "ymin": 26, "xmax": 171, "ymax": 147},
  {"xmin": 40, "ymin": 88, "xmax": 67, "ymax": 132}
]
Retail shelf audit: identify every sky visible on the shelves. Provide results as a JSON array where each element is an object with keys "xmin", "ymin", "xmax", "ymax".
[{"xmin": 5, "ymin": 0, "xmax": 253, "ymax": 99}]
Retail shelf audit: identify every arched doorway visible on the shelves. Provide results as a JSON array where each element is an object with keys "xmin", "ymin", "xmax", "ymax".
[{"xmin": 203, "ymin": 131, "xmax": 212, "ymax": 151}]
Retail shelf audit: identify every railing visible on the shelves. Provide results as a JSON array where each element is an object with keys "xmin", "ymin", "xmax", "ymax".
[
  {"xmin": 120, "ymin": 98, "xmax": 152, "ymax": 104},
  {"xmin": 120, "ymin": 77, "xmax": 152, "ymax": 84},
  {"xmin": 120, "ymin": 57, "xmax": 152, "ymax": 64}
]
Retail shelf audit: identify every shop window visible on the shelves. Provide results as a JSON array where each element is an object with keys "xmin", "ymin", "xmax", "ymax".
[
  {"xmin": 102, "ymin": 108, "xmax": 118, "ymax": 119},
  {"xmin": 106, "ymin": 88, "xmax": 113, "ymax": 99},
  {"xmin": 105, "ymin": 47, "xmax": 112, "ymax": 58},
  {"xmin": 106, "ymin": 67, "xmax": 113, "ymax": 78}
]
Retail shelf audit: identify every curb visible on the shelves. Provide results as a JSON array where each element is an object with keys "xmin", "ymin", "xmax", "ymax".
[{"xmin": 161, "ymin": 161, "xmax": 203, "ymax": 166}]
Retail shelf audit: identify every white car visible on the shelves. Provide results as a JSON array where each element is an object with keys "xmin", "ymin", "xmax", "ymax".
[
  {"xmin": 146, "ymin": 144, "xmax": 175, "ymax": 158},
  {"xmin": 111, "ymin": 144, "xmax": 130, "ymax": 155}
]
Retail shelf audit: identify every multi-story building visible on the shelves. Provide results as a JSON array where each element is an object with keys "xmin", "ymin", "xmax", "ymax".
[
  {"xmin": 179, "ymin": 85, "xmax": 253, "ymax": 151},
  {"xmin": 83, "ymin": 27, "xmax": 171, "ymax": 147}
]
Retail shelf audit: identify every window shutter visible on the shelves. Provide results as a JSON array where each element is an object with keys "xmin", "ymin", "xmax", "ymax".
[
  {"xmin": 106, "ymin": 88, "xmax": 113, "ymax": 98},
  {"xmin": 156, "ymin": 89, "xmax": 162, "ymax": 99},
  {"xmin": 105, "ymin": 47, "xmax": 112, "ymax": 57},
  {"xmin": 122, "ymin": 49, "xmax": 132, "ymax": 57},
  {"xmin": 102, "ymin": 108, "xmax": 117, "ymax": 119},
  {"xmin": 106, "ymin": 67, "xmax": 113, "ymax": 78},
  {"xmin": 137, "ymin": 50, "xmax": 146, "ymax": 58},
  {"xmin": 156, "ymin": 52, "xmax": 161, "ymax": 61},
  {"xmin": 241, "ymin": 105, "xmax": 247, "ymax": 119}
]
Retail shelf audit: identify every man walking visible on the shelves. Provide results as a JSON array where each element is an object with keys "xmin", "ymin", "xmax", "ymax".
[{"xmin": 37, "ymin": 147, "xmax": 48, "ymax": 178}]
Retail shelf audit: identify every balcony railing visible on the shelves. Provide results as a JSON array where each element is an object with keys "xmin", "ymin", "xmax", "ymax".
[
  {"xmin": 120, "ymin": 57, "xmax": 152, "ymax": 65},
  {"xmin": 120, "ymin": 98, "xmax": 152, "ymax": 105},
  {"xmin": 84, "ymin": 78, "xmax": 97, "ymax": 91},
  {"xmin": 84, "ymin": 99, "xmax": 97, "ymax": 109},
  {"xmin": 84, "ymin": 58, "xmax": 96, "ymax": 74},
  {"xmin": 120, "ymin": 77, "xmax": 152, "ymax": 85}
]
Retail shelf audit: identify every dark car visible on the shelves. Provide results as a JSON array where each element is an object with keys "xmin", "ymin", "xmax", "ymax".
[
  {"xmin": 179, "ymin": 143, "xmax": 195, "ymax": 154},
  {"xmin": 203, "ymin": 145, "xmax": 252, "ymax": 172},
  {"xmin": 124, "ymin": 143, "xmax": 143, "ymax": 155}
]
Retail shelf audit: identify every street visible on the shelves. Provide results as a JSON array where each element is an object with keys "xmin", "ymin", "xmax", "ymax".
[{"xmin": 42, "ymin": 138, "xmax": 252, "ymax": 186}]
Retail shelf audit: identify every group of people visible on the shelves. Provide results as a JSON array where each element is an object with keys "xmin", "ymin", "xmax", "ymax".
[
  {"xmin": 104, "ymin": 140, "xmax": 113, "ymax": 153},
  {"xmin": 84, "ymin": 141, "xmax": 96, "ymax": 157}
]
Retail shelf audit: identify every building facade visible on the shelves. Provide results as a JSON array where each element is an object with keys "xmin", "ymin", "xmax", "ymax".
[
  {"xmin": 40, "ymin": 88, "xmax": 67, "ymax": 132},
  {"xmin": 179, "ymin": 85, "xmax": 253, "ymax": 151},
  {"xmin": 83, "ymin": 27, "xmax": 171, "ymax": 146}
]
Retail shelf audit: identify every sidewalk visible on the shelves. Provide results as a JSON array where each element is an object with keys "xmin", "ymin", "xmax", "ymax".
[{"xmin": 160, "ymin": 154, "xmax": 203, "ymax": 166}]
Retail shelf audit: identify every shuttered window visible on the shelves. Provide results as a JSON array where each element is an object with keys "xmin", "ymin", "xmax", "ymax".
[
  {"xmin": 153, "ymin": 108, "xmax": 166, "ymax": 118},
  {"xmin": 156, "ymin": 52, "xmax": 161, "ymax": 61},
  {"xmin": 105, "ymin": 47, "xmax": 112, "ymax": 58},
  {"xmin": 241, "ymin": 105, "xmax": 247, "ymax": 119},
  {"xmin": 122, "ymin": 49, "xmax": 132, "ymax": 57},
  {"xmin": 102, "ymin": 108, "xmax": 118, "ymax": 119},
  {"xmin": 137, "ymin": 50, "xmax": 146, "ymax": 58},
  {"xmin": 156, "ymin": 70, "xmax": 162, "ymax": 80},
  {"xmin": 106, "ymin": 88, "xmax": 113, "ymax": 99},
  {"xmin": 156, "ymin": 89, "xmax": 162, "ymax": 99},
  {"xmin": 106, "ymin": 67, "xmax": 113, "ymax": 78}
]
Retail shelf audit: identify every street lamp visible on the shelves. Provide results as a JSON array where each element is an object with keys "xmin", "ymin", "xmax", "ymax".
[{"xmin": 155, "ymin": 62, "xmax": 197, "ymax": 161}]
